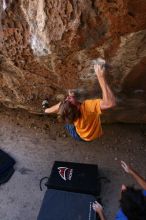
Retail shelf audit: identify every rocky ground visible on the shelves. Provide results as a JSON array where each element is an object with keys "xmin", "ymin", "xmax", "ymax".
[{"xmin": 0, "ymin": 106, "xmax": 146, "ymax": 220}]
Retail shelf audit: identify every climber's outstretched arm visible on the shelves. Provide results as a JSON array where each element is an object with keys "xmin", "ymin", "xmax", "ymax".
[
  {"xmin": 45, "ymin": 102, "xmax": 61, "ymax": 114},
  {"xmin": 94, "ymin": 64, "xmax": 116, "ymax": 110}
]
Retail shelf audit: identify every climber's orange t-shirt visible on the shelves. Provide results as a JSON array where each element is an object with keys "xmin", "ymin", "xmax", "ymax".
[{"xmin": 74, "ymin": 99, "xmax": 102, "ymax": 141}]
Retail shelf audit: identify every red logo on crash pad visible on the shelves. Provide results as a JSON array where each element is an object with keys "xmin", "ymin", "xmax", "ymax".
[{"xmin": 58, "ymin": 167, "xmax": 73, "ymax": 181}]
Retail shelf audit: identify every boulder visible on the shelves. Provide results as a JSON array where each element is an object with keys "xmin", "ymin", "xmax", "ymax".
[{"xmin": 0, "ymin": 0, "xmax": 146, "ymax": 122}]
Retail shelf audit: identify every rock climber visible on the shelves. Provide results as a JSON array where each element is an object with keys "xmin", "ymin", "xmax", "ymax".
[{"xmin": 43, "ymin": 63, "xmax": 116, "ymax": 141}]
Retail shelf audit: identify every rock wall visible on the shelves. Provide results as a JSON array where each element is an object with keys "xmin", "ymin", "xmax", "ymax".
[{"xmin": 0, "ymin": 0, "xmax": 146, "ymax": 122}]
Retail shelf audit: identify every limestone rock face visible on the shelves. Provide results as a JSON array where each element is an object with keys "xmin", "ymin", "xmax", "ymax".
[{"xmin": 0, "ymin": 0, "xmax": 146, "ymax": 122}]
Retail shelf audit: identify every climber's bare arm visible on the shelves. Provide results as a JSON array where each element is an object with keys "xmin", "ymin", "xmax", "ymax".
[
  {"xmin": 45, "ymin": 102, "xmax": 61, "ymax": 114},
  {"xmin": 94, "ymin": 64, "xmax": 116, "ymax": 110}
]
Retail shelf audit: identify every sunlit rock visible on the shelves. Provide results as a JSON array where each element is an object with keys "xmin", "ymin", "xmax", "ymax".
[{"xmin": 0, "ymin": 0, "xmax": 146, "ymax": 122}]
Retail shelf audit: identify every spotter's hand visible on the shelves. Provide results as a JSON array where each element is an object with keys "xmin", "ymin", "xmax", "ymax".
[
  {"xmin": 92, "ymin": 201, "xmax": 103, "ymax": 214},
  {"xmin": 121, "ymin": 161, "xmax": 133, "ymax": 174}
]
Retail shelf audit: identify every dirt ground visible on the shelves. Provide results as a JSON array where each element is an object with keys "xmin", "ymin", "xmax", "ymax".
[{"xmin": 0, "ymin": 106, "xmax": 146, "ymax": 220}]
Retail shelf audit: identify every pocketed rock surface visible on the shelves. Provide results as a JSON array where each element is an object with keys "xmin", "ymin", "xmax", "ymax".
[{"xmin": 0, "ymin": 0, "xmax": 146, "ymax": 122}]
